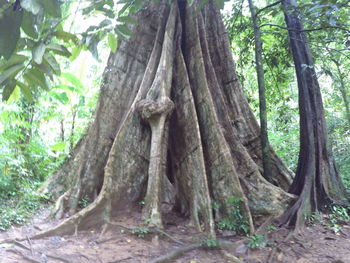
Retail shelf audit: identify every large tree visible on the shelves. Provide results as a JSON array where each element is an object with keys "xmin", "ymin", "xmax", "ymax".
[{"xmin": 34, "ymin": 0, "xmax": 295, "ymax": 238}]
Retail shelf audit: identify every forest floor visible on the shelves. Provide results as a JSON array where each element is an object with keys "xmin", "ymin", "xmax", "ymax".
[{"xmin": 0, "ymin": 208, "xmax": 350, "ymax": 263}]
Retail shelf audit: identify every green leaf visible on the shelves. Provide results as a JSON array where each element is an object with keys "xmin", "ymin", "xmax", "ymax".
[
  {"xmin": 115, "ymin": 25, "xmax": 133, "ymax": 39},
  {"xmin": 61, "ymin": 72, "xmax": 84, "ymax": 91},
  {"xmin": 16, "ymin": 81, "xmax": 34, "ymax": 103},
  {"xmin": 37, "ymin": 0, "xmax": 61, "ymax": 18},
  {"xmin": 34, "ymin": 60, "xmax": 54, "ymax": 80},
  {"xmin": 24, "ymin": 68, "xmax": 50, "ymax": 90},
  {"xmin": 0, "ymin": 54, "xmax": 27, "ymax": 72},
  {"xmin": 69, "ymin": 46, "xmax": 82, "ymax": 61},
  {"xmin": 46, "ymin": 43, "xmax": 71, "ymax": 57},
  {"xmin": 0, "ymin": 63, "xmax": 25, "ymax": 87},
  {"xmin": 50, "ymin": 141, "xmax": 66, "ymax": 151},
  {"xmin": 0, "ymin": 7, "xmax": 23, "ymax": 59},
  {"xmin": 50, "ymin": 89, "xmax": 69, "ymax": 104},
  {"xmin": 108, "ymin": 33, "xmax": 118, "ymax": 53},
  {"xmin": 2, "ymin": 80, "xmax": 17, "ymax": 101},
  {"xmin": 21, "ymin": 11, "xmax": 39, "ymax": 38},
  {"xmin": 20, "ymin": 0, "xmax": 42, "ymax": 15},
  {"xmin": 32, "ymin": 42, "xmax": 46, "ymax": 64},
  {"xmin": 43, "ymin": 53, "xmax": 61, "ymax": 75},
  {"xmin": 52, "ymin": 30, "xmax": 79, "ymax": 44},
  {"xmin": 85, "ymin": 35, "xmax": 100, "ymax": 60},
  {"xmin": 117, "ymin": 16, "xmax": 138, "ymax": 24}
]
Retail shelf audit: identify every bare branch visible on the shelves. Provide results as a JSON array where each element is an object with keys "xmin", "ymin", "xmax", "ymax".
[
  {"xmin": 259, "ymin": 23, "xmax": 350, "ymax": 33},
  {"xmin": 255, "ymin": 0, "xmax": 282, "ymax": 17}
]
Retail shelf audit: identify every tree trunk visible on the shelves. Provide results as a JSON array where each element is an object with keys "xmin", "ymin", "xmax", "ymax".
[
  {"xmin": 278, "ymin": 0, "xmax": 348, "ymax": 229},
  {"xmin": 38, "ymin": 0, "xmax": 294, "ymax": 238},
  {"xmin": 247, "ymin": 0, "xmax": 272, "ymax": 184},
  {"xmin": 331, "ymin": 58, "xmax": 350, "ymax": 127}
]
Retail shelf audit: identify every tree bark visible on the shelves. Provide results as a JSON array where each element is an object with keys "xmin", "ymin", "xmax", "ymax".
[
  {"xmin": 247, "ymin": 0, "xmax": 272, "ymax": 184},
  {"xmin": 37, "ymin": 0, "xmax": 294, "ymax": 238},
  {"xmin": 278, "ymin": 0, "xmax": 348, "ymax": 228}
]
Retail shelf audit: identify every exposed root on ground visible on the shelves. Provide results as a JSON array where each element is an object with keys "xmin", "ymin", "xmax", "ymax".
[
  {"xmin": 147, "ymin": 239, "xmax": 245, "ymax": 263},
  {"xmin": 7, "ymin": 240, "xmax": 72, "ymax": 263}
]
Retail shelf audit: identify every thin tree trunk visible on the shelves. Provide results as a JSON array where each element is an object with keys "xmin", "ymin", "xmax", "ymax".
[
  {"xmin": 247, "ymin": 0, "xmax": 272, "ymax": 184},
  {"xmin": 331, "ymin": 59, "xmax": 350, "ymax": 127},
  {"xmin": 278, "ymin": 0, "xmax": 348, "ymax": 228}
]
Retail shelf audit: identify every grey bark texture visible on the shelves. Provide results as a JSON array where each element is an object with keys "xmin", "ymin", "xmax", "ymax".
[
  {"xmin": 278, "ymin": 0, "xmax": 348, "ymax": 229},
  {"xmin": 38, "ymin": 0, "xmax": 294, "ymax": 237}
]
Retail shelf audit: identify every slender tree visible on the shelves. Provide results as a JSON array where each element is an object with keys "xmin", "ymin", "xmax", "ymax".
[
  {"xmin": 278, "ymin": 0, "xmax": 348, "ymax": 228},
  {"xmin": 247, "ymin": 0, "xmax": 272, "ymax": 184}
]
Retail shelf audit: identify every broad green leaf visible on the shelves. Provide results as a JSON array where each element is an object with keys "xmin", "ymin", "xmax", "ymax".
[
  {"xmin": 86, "ymin": 35, "xmax": 100, "ymax": 60},
  {"xmin": 34, "ymin": 60, "xmax": 54, "ymax": 80},
  {"xmin": 116, "ymin": 24, "xmax": 133, "ymax": 36},
  {"xmin": 117, "ymin": 16, "xmax": 138, "ymax": 24},
  {"xmin": 2, "ymin": 80, "xmax": 17, "ymax": 101},
  {"xmin": 32, "ymin": 42, "xmax": 46, "ymax": 64},
  {"xmin": 50, "ymin": 89, "xmax": 69, "ymax": 104},
  {"xmin": 52, "ymin": 30, "xmax": 79, "ymax": 44},
  {"xmin": 21, "ymin": 11, "xmax": 39, "ymax": 38},
  {"xmin": 108, "ymin": 33, "xmax": 118, "ymax": 53},
  {"xmin": 16, "ymin": 81, "xmax": 34, "ymax": 103},
  {"xmin": 38, "ymin": 0, "xmax": 61, "ymax": 18},
  {"xmin": 7, "ymin": 85, "xmax": 21, "ymax": 103},
  {"xmin": 0, "ymin": 63, "xmax": 25, "ymax": 87},
  {"xmin": 46, "ymin": 43, "xmax": 71, "ymax": 57},
  {"xmin": 0, "ymin": 54, "xmax": 27, "ymax": 72},
  {"xmin": 24, "ymin": 68, "xmax": 50, "ymax": 90},
  {"xmin": 69, "ymin": 46, "xmax": 82, "ymax": 61},
  {"xmin": 43, "ymin": 53, "xmax": 61, "ymax": 75},
  {"xmin": 50, "ymin": 141, "xmax": 66, "ymax": 151},
  {"xmin": 20, "ymin": 0, "xmax": 42, "ymax": 15},
  {"xmin": 61, "ymin": 72, "xmax": 84, "ymax": 91},
  {"xmin": 99, "ymin": 19, "xmax": 112, "ymax": 28},
  {"xmin": 0, "ymin": 7, "xmax": 23, "ymax": 59}
]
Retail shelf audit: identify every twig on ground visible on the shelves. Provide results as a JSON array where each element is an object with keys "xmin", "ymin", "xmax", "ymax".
[
  {"xmin": 220, "ymin": 249, "xmax": 244, "ymax": 263},
  {"xmin": 108, "ymin": 257, "xmax": 132, "ymax": 263},
  {"xmin": 13, "ymin": 240, "xmax": 31, "ymax": 251},
  {"xmin": 148, "ymin": 239, "xmax": 245, "ymax": 263},
  {"xmin": 44, "ymin": 253, "xmax": 72, "ymax": 263},
  {"xmin": 26, "ymin": 235, "xmax": 34, "ymax": 256},
  {"xmin": 7, "ymin": 248, "xmax": 41, "ymax": 263},
  {"xmin": 147, "ymin": 243, "xmax": 202, "ymax": 263}
]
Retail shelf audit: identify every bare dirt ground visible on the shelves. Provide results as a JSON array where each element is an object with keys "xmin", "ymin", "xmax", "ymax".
[{"xmin": 0, "ymin": 209, "xmax": 350, "ymax": 263}]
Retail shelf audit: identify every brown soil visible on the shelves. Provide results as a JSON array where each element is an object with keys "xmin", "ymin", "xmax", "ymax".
[{"xmin": 0, "ymin": 209, "xmax": 349, "ymax": 263}]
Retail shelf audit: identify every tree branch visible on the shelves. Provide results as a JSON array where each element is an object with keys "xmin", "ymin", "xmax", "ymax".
[
  {"xmin": 255, "ymin": 0, "xmax": 282, "ymax": 17},
  {"xmin": 260, "ymin": 23, "xmax": 350, "ymax": 33}
]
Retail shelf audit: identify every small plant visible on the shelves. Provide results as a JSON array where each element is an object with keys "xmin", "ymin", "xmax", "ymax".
[
  {"xmin": 132, "ymin": 227, "xmax": 150, "ymax": 238},
  {"xmin": 267, "ymin": 225, "xmax": 277, "ymax": 232},
  {"xmin": 78, "ymin": 196, "xmax": 91, "ymax": 208},
  {"xmin": 247, "ymin": 234, "xmax": 267, "ymax": 249},
  {"xmin": 305, "ymin": 212, "xmax": 322, "ymax": 226},
  {"xmin": 217, "ymin": 197, "xmax": 249, "ymax": 235},
  {"xmin": 326, "ymin": 205, "xmax": 350, "ymax": 233},
  {"xmin": 201, "ymin": 237, "xmax": 219, "ymax": 248}
]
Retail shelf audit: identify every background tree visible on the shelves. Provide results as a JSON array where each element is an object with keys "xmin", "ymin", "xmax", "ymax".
[{"xmin": 277, "ymin": 0, "xmax": 348, "ymax": 227}]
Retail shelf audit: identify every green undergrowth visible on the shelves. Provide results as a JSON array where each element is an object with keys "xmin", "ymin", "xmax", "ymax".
[
  {"xmin": 217, "ymin": 197, "xmax": 250, "ymax": 235},
  {"xmin": 0, "ymin": 189, "xmax": 51, "ymax": 231}
]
